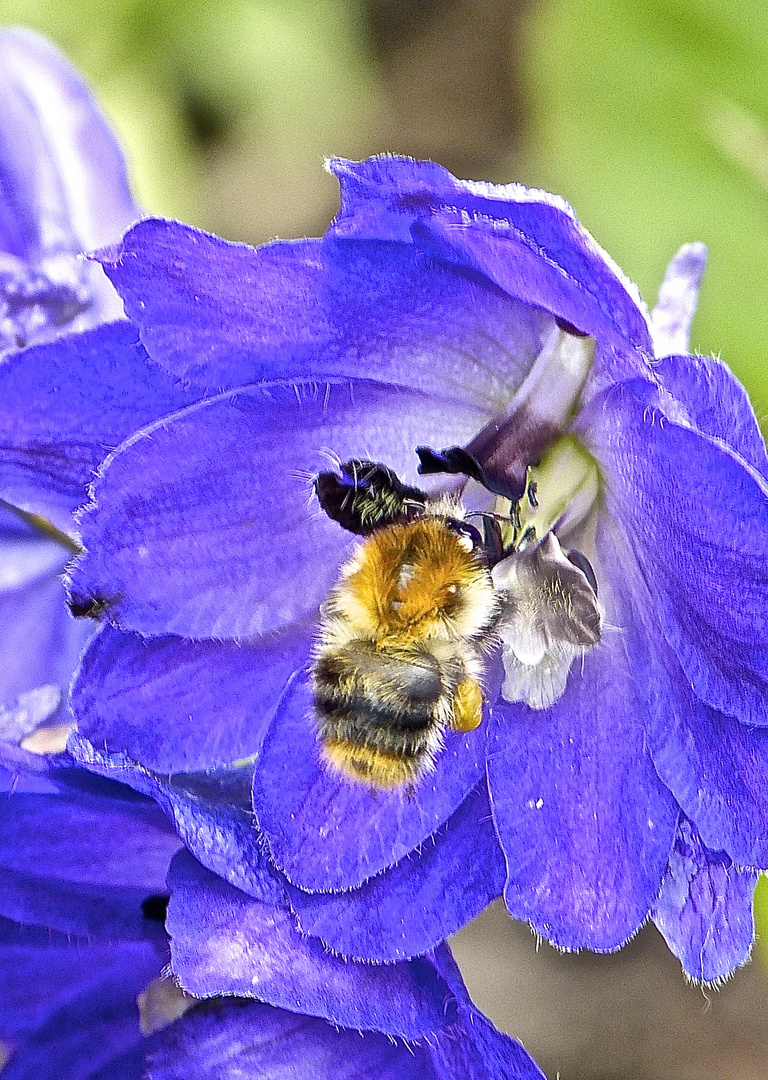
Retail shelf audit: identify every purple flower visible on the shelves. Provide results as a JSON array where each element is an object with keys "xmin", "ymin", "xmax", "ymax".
[
  {"xmin": 0, "ymin": 28, "xmax": 149, "ymax": 745},
  {"xmin": 0, "ymin": 753, "xmax": 543, "ymax": 1080},
  {"xmin": 8, "ymin": 156, "xmax": 768, "ymax": 983}
]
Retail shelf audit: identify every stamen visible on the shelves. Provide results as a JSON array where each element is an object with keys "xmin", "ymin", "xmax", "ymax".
[{"xmin": 510, "ymin": 437, "xmax": 598, "ymax": 552}]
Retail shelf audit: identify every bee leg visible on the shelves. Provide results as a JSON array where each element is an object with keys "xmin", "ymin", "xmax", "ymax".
[{"xmin": 450, "ymin": 677, "xmax": 484, "ymax": 731}]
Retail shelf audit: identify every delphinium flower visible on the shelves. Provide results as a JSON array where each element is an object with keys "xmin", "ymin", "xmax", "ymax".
[
  {"xmin": 0, "ymin": 749, "xmax": 544, "ymax": 1080},
  {"xmin": 9, "ymin": 154, "xmax": 768, "ymax": 986},
  {"xmin": 0, "ymin": 28, "xmax": 152, "ymax": 747}
]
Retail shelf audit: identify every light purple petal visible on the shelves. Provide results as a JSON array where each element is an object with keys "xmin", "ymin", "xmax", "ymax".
[
  {"xmin": 252, "ymin": 672, "xmax": 487, "ymax": 891},
  {"xmin": 655, "ymin": 352, "xmax": 768, "ymax": 478},
  {"xmin": 0, "ymin": 30, "xmax": 140, "ymax": 344},
  {"xmin": 650, "ymin": 243, "xmax": 707, "ymax": 357},
  {"xmin": 0, "ymin": 321, "xmax": 197, "ymax": 530},
  {"xmin": 329, "ymin": 156, "xmax": 653, "ymax": 361},
  {"xmin": 0, "ymin": 30, "xmax": 137, "ymax": 258},
  {"xmin": 71, "ymin": 623, "xmax": 308, "ymax": 773},
  {"xmin": 98, "ymin": 219, "xmax": 549, "ymax": 404},
  {"xmin": 488, "ymin": 517, "xmax": 678, "ymax": 950},
  {"xmin": 653, "ymin": 817, "xmax": 757, "ymax": 983},
  {"xmin": 0, "ymin": 534, "xmax": 90, "ymax": 710},
  {"xmin": 287, "ymin": 781, "xmax": 505, "ymax": 961},
  {"xmin": 146, "ymin": 999, "xmax": 440, "ymax": 1080},
  {"xmin": 166, "ymin": 849, "xmax": 458, "ymax": 1040},
  {"xmin": 71, "ymin": 378, "xmax": 486, "ymax": 638},
  {"xmin": 577, "ymin": 378, "xmax": 768, "ymax": 727},
  {"xmin": 646, "ymin": 675, "xmax": 768, "ymax": 867}
]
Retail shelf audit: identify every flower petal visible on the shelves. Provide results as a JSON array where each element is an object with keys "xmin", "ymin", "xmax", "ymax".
[
  {"xmin": 0, "ymin": 789, "xmax": 180, "ymax": 938},
  {"xmin": 252, "ymin": 672, "xmax": 487, "ymax": 891},
  {"xmin": 71, "ymin": 379, "xmax": 486, "ymax": 638},
  {"xmin": 647, "ymin": 676, "xmax": 768, "ymax": 867},
  {"xmin": 329, "ymin": 156, "xmax": 653, "ymax": 360},
  {"xmin": 655, "ymin": 352, "xmax": 768, "ymax": 478},
  {"xmin": 286, "ymin": 780, "xmax": 506, "ymax": 961},
  {"xmin": 0, "ymin": 30, "xmax": 137, "ymax": 259},
  {"xmin": 0, "ymin": 544, "xmax": 90, "ymax": 710},
  {"xmin": 0, "ymin": 29, "xmax": 140, "ymax": 344},
  {"xmin": 488, "ymin": 517, "xmax": 678, "ymax": 950},
  {"xmin": 71, "ymin": 623, "xmax": 308, "ymax": 773},
  {"xmin": 652, "ymin": 817, "xmax": 757, "ymax": 983},
  {"xmin": 427, "ymin": 948, "xmax": 546, "ymax": 1080},
  {"xmin": 649, "ymin": 243, "xmax": 707, "ymax": 357},
  {"xmin": 0, "ymin": 935, "xmax": 161, "ymax": 1080},
  {"xmin": 69, "ymin": 732, "xmax": 286, "ymax": 905},
  {"xmin": 166, "ymin": 849, "xmax": 458, "ymax": 1040},
  {"xmin": 0, "ymin": 321, "xmax": 196, "ymax": 530},
  {"xmin": 146, "ymin": 999, "xmax": 439, "ymax": 1080},
  {"xmin": 98, "ymin": 219, "xmax": 549, "ymax": 406},
  {"xmin": 577, "ymin": 378, "xmax": 768, "ymax": 726}
]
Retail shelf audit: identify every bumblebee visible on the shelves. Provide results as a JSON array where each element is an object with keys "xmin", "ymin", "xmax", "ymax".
[{"xmin": 312, "ymin": 459, "xmax": 500, "ymax": 789}]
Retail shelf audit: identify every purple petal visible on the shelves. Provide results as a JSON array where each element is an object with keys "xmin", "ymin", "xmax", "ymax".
[
  {"xmin": 287, "ymin": 781, "xmax": 505, "ymax": 961},
  {"xmin": 430, "ymin": 1009, "xmax": 545, "ymax": 1080},
  {"xmin": 426, "ymin": 948, "xmax": 546, "ymax": 1080},
  {"xmin": 0, "ymin": 533, "xmax": 90, "ymax": 709},
  {"xmin": 0, "ymin": 321, "xmax": 197, "ymax": 530},
  {"xmin": 0, "ymin": 932, "xmax": 160, "ymax": 1036},
  {"xmin": 653, "ymin": 816, "xmax": 757, "ymax": 983},
  {"xmin": 655, "ymin": 352, "xmax": 768, "ymax": 478},
  {"xmin": 649, "ymin": 243, "xmax": 707, "ymax": 357},
  {"xmin": 252, "ymin": 672, "xmax": 487, "ymax": 891},
  {"xmin": 0, "ymin": 30, "xmax": 140, "ymax": 347},
  {"xmin": 69, "ymin": 732, "xmax": 286, "ymax": 904},
  {"xmin": 166, "ymin": 849, "xmax": 458, "ymax": 1040},
  {"xmin": 647, "ymin": 675, "xmax": 768, "ymax": 867},
  {"xmin": 329, "ymin": 156, "xmax": 653, "ymax": 360},
  {"xmin": 146, "ymin": 999, "xmax": 441, "ymax": 1080},
  {"xmin": 577, "ymin": 378, "xmax": 768, "ymax": 727},
  {"xmin": 488, "ymin": 518, "xmax": 678, "ymax": 950},
  {"xmin": 71, "ymin": 378, "xmax": 486, "ymax": 638},
  {"xmin": 0, "ymin": 789, "xmax": 180, "ymax": 938},
  {"xmin": 98, "ymin": 219, "xmax": 549, "ymax": 402},
  {"xmin": 0, "ymin": 937, "xmax": 161, "ymax": 1080},
  {"xmin": 0, "ymin": 30, "xmax": 137, "ymax": 258},
  {"xmin": 71, "ymin": 623, "xmax": 308, "ymax": 773}
]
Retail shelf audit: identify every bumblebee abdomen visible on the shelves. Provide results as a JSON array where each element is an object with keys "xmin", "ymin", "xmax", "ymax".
[{"xmin": 312, "ymin": 642, "xmax": 453, "ymax": 786}]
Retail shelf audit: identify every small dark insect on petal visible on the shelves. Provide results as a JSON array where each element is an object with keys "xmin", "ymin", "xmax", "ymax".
[
  {"xmin": 67, "ymin": 593, "xmax": 112, "ymax": 619},
  {"xmin": 141, "ymin": 893, "xmax": 170, "ymax": 923}
]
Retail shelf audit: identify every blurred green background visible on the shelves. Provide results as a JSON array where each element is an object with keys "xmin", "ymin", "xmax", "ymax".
[
  {"xmin": 3, "ymin": 0, "xmax": 768, "ymax": 413},
  {"xmin": 4, "ymin": 1, "xmax": 768, "ymax": 1076}
]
